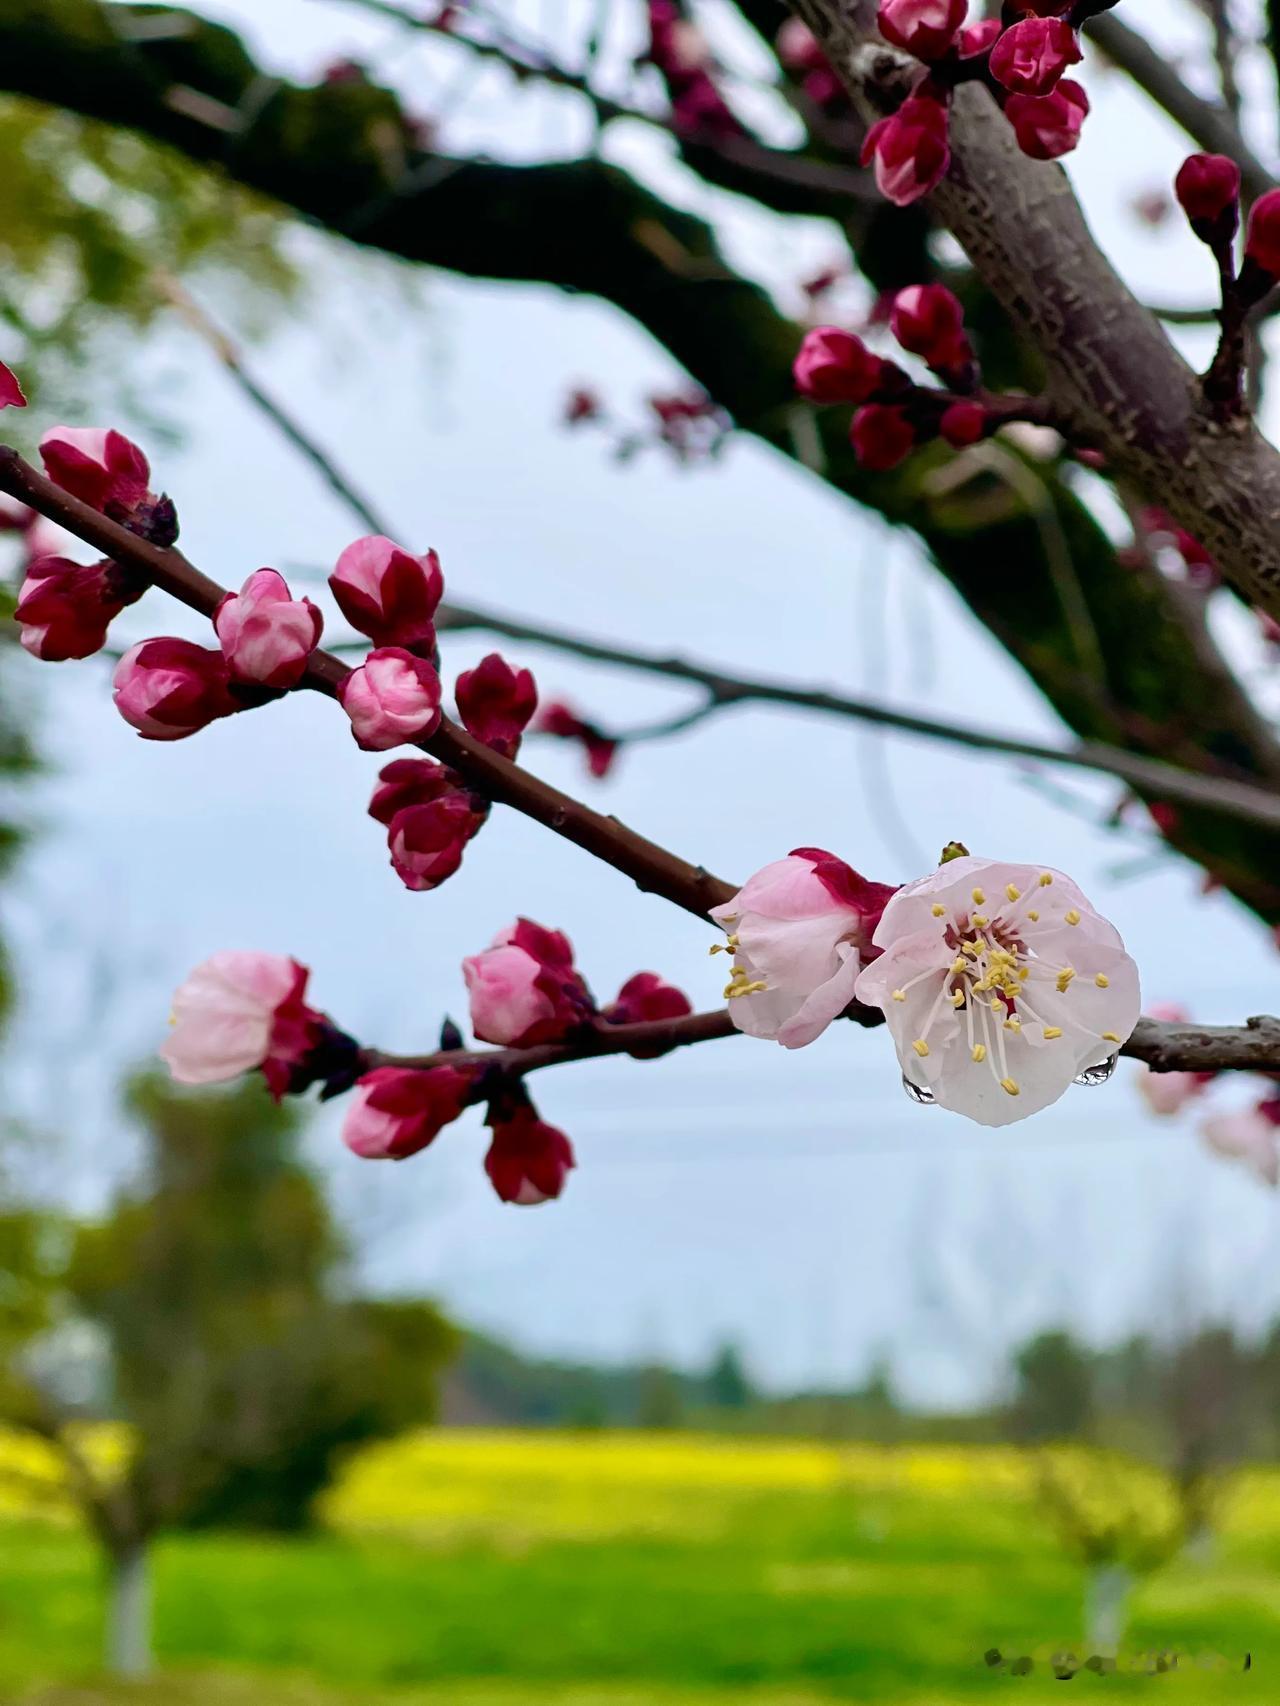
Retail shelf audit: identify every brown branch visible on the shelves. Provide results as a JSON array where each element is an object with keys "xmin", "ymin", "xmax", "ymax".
[
  {"xmin": 0, "ymin": 447, "xmax": 736, "ymax": 925},
  {"xmin": 1123, "ymin": 1013, "xmax": 1280, "ymax": 1074}
]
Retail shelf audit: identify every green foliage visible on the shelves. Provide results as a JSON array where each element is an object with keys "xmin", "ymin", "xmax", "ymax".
[
  {"xmin": 1011, "ymin": 1331, "xmax": 1095, "ymax": 1444},
  {"xmin": 0, "ymin": 95, "xmax": 297, "ymax": 432}
]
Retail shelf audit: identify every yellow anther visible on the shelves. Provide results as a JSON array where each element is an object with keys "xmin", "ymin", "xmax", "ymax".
[
  {"xmin": 952, "ymin": 958, "xmax": 968, "ymax": 975},
  {"xmin": 990, "ymin": 998, "xmax": 1004, "ymax": 1012},
  {"xmin": 1006, "ymin": 884, "xmax": 1021, "ymax": 903},
  {"xmin": 1043, "ymin": 1026, "xmax": 1063, "ymax": 1040},
  {"xmin": 1027, "ymin": 910, "xmax": 1039, "ymax": 923},
  {"xmin": 972, "ymin": 915, "xmax": 989, "ymax": 928},
  {"xmin": 1095, "ymin": 973, "xmax": 1110, "ymax": 989},
  {"xmin": 962, "ymin": 943, "xmax": 981, "ymax": 959},
  {"xmin": 951, "ymin": 989, "xmax": 966, "ymax": 1008},
  {"xmin": 972, "ymin": 888, "xmax": 985, "ymax": 905},
  {"xmin": 1101, "ymin": 1031, "xmax": 1121, "ymax": 1044},
  {"xmin": 1004, "ymin": 1017, "xmax": 1022, "ymax": 1033},
  {"xmin": 971, "ymin": 1044, "xmax": 987, "ymax": 1064},
  {"xmin": 932, "ymin": 904, "xmax": 946, "ymax": 918},
  {"xmin": 1057, "ymin": 968, "xmax": 1076, "ymax": 993},
  {"xmin": 912, "ymin": 1039, "xmax": 930, "ymax": 1058},
  {"xmin": 1038, "ymin": 873, "xmax": 1053, "ymax": 887},
  {"xmin": 1065, "ymin": 909, "xmax": 1081, "ymax": 926},
  {"xmin": 1018, "ymin": 967, "xmax": 1030, "ymax": 980},
  {"xmin": 1001, "ymin": 1078, "xmax": 1021, "ymax": 1097},
  {"xmin": 709, "ymin": 943, "xmax": 726, "ymax": 956},
  {"xmin": 892, "ymin": 990, "xmax": 906, "ymax": 1003}
]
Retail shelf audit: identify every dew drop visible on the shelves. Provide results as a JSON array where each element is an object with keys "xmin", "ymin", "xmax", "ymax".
[
  {"xmin": 1074, "ymin": 1054, "xmax": 1118, "ymax": 1088},
  {"xmin": 902, "ymin": 1075, "xmax": 937, "ymax": 1105}
]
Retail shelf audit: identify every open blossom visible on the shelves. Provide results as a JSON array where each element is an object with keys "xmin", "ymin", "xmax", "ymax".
[
  {"xmin": 342, "ymin": 1064, "xmax": 477, "ymax": 1160},
  {"xmin": 15, "ymin": 555, "xmax": 145, "ymax": 662},
  {"xmin": 463, "ymin": 919, "xmax": 595, "ymax": 1048},
  {"xmin": 113, "ymin": 638, "xmax": 237, "ymax": 741},
  {"xmin": 877, "ymin": 0, "xmax": 967, "ymax": 63},
  {"xmin": 1201, "ymin": 1104, "xmax": 1280, "ymax": 1188},
  {"xmin": 339, "ymin": 647, "xmax": 443, "ymax": 751},
  {"xmin": 1004, "ymin": 80, "xmax": 1089, "ymax": 161},
  {"xmin": 484, "ymin": 1104, "xmax": 576, "ymax": 1205},
  {"xmin": 214, "ymin": 568, "xmax": 323, "ymax": 689},
  {"xmin": 40, "ymin": 426, "xmax": 175, "ymax": 543},
  {"xmin": 854, "ymin": 855, "xmax": 1140, "ymax": 1127},
  {"xmin": 329, "ymin": 535, "xmax": 443, "ymax": 655},
  {"xmin": 989, "ymin": 17, "xmax": 1081, "ymax": 97},
  {"xmin": 0, "ymin": 361, "xmax": 27, "ymax": 409},
  {"xmin": 161, "ymin": 951, "xmax": 327, "ymax": 1098},
  {"xmin": 861, "ymin": 91, "xmax": 951, "ymax": 206},
  {"xmin": 710, "ymin": 850, "xmax": 897, "ymax": 1049},
  {"xmin": 455, "ymin": 652, "xmax": 538, "ymax": 758}
]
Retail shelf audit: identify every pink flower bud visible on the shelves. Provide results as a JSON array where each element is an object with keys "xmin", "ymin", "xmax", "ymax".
[
  {"xmin": 214, "ymin": 568, "xmax": 323, "ymax": 689},
  {"xmin": 989, "ymin": 17, "xmax": 1081, "ymax": 96},
  {"xmin": 463, "ymin": 919, "xmax": 595, "ymax": 1048},
  {"xmin": 342, "ymin": 1065, "xmax": 478, "ymax": 1160},
  {"xmin": 602, "ymin": 971, "xmax": 693, "ymax": 1056},
  {"xmin": 15, "ymin": 556, "xmax": 144, "ymax": 661},
  {"xmin": 890, "ymin": 284, "xmax": 971, "ymax": 373},
  {"xmin": 456, "ymin": 652, "xmax": 538, "ymax": 759},
  {"xmin": 877, "ymin": 0, "xmax": 967, "ymax": 63},
  {"xmin": 794, "ymin": 327, "xmax": 887, "ymax": 405},
  {"xmin": 940, "ymin": 400, "xmax": 987, "ymax": 446},
  {"xmin": 339, "ymin": 646, "xmax": 443, "ymax": 751},
  {"xmin": 161, "ymin": 951, "xmax": 327, "ymax": 1098},
  {"xmin": 368, "ymin": 756, "xmax": 456, "ymax": 824},
  {"xmin": 0, "ymin": 362, "xmax": 27, "ymax": 409},
  {"xmin": 388, "ymin": 794, "xmax": 485, "ymax": 891},
  {"xmin": 1174, "ymin": 153, "xmax": 1241, "ymax": 238},
  {"xmin": 484, "ymin": 1105, "xmax": 575, "ymax": 1205},
  {"xmin": 112, "ymin": 638, "xmax": 237, "ymax": 742},
  {"xmin": 1004, "ymin": 79, "xmax": 1089, "ymax": 160},
  {"xmin": 40, "ymin": 426, "xmax": 153, "ymax": 520},
  {"xmin": 957, "ymin": 18, "xmax": 1001, "ymax": 55},
  {"xmin": 850, "ymin": 403, "xmax": 916, "ymax": 470},
  {"xmin": 329, "ymin": 535, "xmax": 443, "ymax": 655},
  {"xmin": 536, "ymin": 701, "xmax": 619, "ymax": 779},
  {"xmin": 861, "ymin": 91, "xmax": 951, "ymax": 206},
  {"xmin": 1245, "ymin": 188, "xmax": 1280, "ymax": 278}
]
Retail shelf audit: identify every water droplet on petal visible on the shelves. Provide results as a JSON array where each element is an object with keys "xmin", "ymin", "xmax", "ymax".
[
  {"xmin": 902, "ymin": 1075, "xmax": 937, "ymax": 1105},
  {"xmin": 1074, "ymin": 1054, "xmax": 1118, "ymax": 1087}
]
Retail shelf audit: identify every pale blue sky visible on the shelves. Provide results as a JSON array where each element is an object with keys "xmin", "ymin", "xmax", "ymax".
[{"xmin": 3, "ymin": 0, "xmax": 1279, "ymax": 1404}]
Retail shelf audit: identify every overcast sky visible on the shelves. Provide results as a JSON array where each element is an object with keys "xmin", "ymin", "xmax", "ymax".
[{"xmin": 3, "ymin": 0, "xmax": 1280, "ymax": 1405}]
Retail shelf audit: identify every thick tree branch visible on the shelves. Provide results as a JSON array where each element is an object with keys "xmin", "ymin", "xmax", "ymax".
[{"xmin": 7, "ymin": 0, "xmax": 1280, "ymax": 922}]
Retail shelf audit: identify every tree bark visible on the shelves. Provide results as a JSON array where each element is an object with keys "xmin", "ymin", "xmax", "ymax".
[
  {"xmin": 1084, "ymin": 1562, "xmax": 1131, "ymax": 1658},
  {"xmin": 105, "ymin": 1539, "xmax": 152, "ymax": 1679}
]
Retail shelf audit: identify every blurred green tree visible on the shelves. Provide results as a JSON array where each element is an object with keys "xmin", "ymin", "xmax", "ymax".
[
  {"xmin": 0, "ymin": 1072, "xmax": 456, "ymax": 1679},
  {"xmin": 1011, "ymin": 1330, "xmax": 1095, "ymax": 1444}
]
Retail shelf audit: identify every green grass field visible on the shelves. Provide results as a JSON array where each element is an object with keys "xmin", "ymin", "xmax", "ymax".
[{"xmin": 0, "ymin": 1433, "xmax": 1274, "ymax": 1704}]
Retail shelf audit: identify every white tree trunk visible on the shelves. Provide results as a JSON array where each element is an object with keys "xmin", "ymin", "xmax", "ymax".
[
  {"xmin": 106, "ymin": 1541, "xmax": 152, "ymax": 1679},
  {"xmin": 1085, "ymin": 1563, "xmax": 1132, "ymax": 1658}
]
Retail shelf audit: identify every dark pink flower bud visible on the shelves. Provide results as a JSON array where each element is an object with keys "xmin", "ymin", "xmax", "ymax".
[
  {"xmin": 536, "ymin": 701, "xmax": 619, "ymax": 779},
  {"xmin": 1245, "ymin": 189, "xmax": 1280, "ymax": 278},
  {"xmin": 15, "ymin": 556, "xmax": 144, "ymax": 662},
  {"xmin": 990, "ymin": 17, "xmax": 1080, "ymax": 96},
  {"xmin": 214, "ymin": 568, "xmax": 323, "ymax": 689},
  {"xmin": 388, "ymin": 794, "xmax": 485, "ymax": 891},
  {"xmin": 329, "ymin": 535, "xmax": 443, "ymax": 655},
  {"xmin": 861, "ymin": 91, "xmax": 951, "ymax": 206},
  {"xmin": 112, "ymin": 638, "xmax": 237, "ymax": 742},
  {"xmin": 368, "ymin": 757, "xmax": 458, "ymax": 825},
  {"xmin": 484, "ymin": 1105, "xmax": 576, "ymax": 1205},
  {"xmin": 564, "ymin": 387, "xmax": 601, "ymax": 426},
  {"xmin": 0, "ymin": 362, "xmax": 27, "ymax": 409},
  {"xmin": 890, "ymin": 284, "xmax": 971, "ymax": 373},
  {"xmin": 940, "ymin": 400, "xmax": 987, "ymax": 446},
  {"xmin": 850, "ymin": 404, "xmax": 916, "ymax": 470},
  {"xmin": 603, "ymin": 971, "xmax": 694, "ymax": 1028},
  {"xmin": 456, "ymin": 652, "xmax": 538, "ymax": 759},
  {"xmin": 343, "ymin": 1065, "xmax": 478, "ymax": 1160},
  {"xmin": 788, "ymin": 846, "xmax": 899, "ymax": 941},
  {"xmin": 1174, "ymin": 153, "xmax": 1241, "ymax": 240},
  {"xmin": 1004, "ymin": 79, "xmax": 1089, "ymax": 160},
  {"xmin": 40, "ymin": 426, "xmax": 153, "ymax": 520},
  {"xmin": 877, "ymin": 0, "xmax": 967, "ymax": 63},
  {"xmin": 463, "ymin": 918, "xmax": 595, "ymax": 1048},
  {"xmin": 794, "ymin": 327, "xmax": 887, "ymax": 405},
  {"xmin": 339, "ymin": 646, "xmax": 443, "ymax": 751},
  {"xmin": 957, "ymin": 17, "xmax": 1001, "ymax": 55}
]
